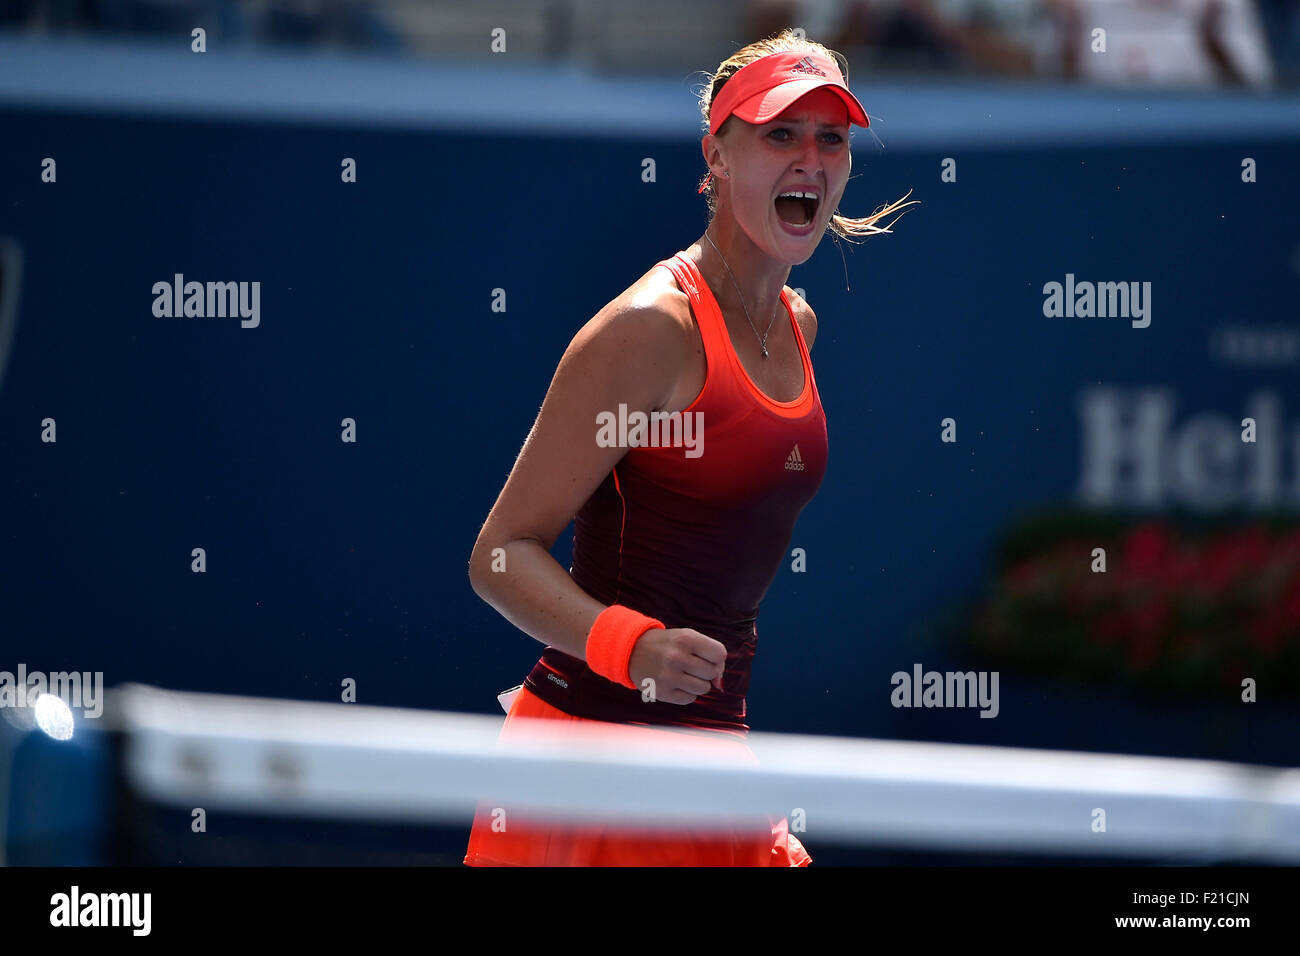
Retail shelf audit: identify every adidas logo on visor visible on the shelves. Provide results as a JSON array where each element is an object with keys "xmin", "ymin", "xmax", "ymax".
[{"xmin": 790, "ymin": 56, "xmax": 827, "ymax": 77}]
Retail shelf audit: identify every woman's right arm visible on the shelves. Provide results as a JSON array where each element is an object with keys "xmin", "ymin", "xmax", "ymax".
[{"xmin": 467, "ymin": 300, "xmax": 726, "ymax": 703}]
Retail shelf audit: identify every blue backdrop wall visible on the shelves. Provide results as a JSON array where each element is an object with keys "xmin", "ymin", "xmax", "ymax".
[{"xmin": 3, "ymin": 91, "xmax": 1299, "ymax": 768}]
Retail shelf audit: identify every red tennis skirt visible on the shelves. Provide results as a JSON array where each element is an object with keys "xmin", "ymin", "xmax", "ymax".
[{"xmin": 463, "ymin": 686, "xmax": 811, "ymax": 866}]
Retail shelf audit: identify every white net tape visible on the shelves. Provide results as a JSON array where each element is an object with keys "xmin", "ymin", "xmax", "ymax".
[{"xmin": 108, "ymin": 684, "xmax": 1300, "ymax": 862}]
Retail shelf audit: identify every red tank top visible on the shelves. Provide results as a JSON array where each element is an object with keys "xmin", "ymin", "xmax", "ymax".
[{"xmin": 522, "ymin": 250, "xmax": 829, "ymax": 734}]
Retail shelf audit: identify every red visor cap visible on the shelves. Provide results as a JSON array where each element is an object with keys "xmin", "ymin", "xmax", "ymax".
[{"xmin": 708, "ymin": 50, "xmax": 869, "ymax": 136}]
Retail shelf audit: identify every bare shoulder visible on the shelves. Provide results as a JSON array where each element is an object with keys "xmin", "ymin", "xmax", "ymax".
[
  {"xmin": 592, "ymin": 263, "xmax": 695, "ymax": 352},
  {"xmin": 565, "ymin": 263, "xmax": 694, "ymax": 407},
  {"xmin": 622, "ymin": 260, "xmax": 693, "ymax": 321},
  {"xmin": 784, "ymin": 286, "xmax": 818, "ymax": 351}
]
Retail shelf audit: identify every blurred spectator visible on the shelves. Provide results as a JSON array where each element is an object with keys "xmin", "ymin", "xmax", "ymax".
[
  {"xmin": 0, "ymin": 0, "xmax": 247, "ymax": 35},
  {"xmin": 262, "ymin": 0, "xmax": 401, "ymax": 51},
  {"xmin": 750, "ymin": 0, "xmax": 1281, "ymax": 86},
  {"xmin": 1, "ymin": 0, "xmax": 1291, "ymax": 87},
  {"xmin": 0, "ymin": 0, "xmax": 90, "ymax": 26},
  {"xmin": 751, "ymin": 0, "xmax": 1045, "ymax": 77},
  {"xmin": 1237, "ymin": 0, "xmax": 1300, "ymax": 84},
  {"xmin": 0, "ymin": 0, "xmax": 401, "ymax": 51},
  {"xmin": 1044, "ymin": 0, "xmax": 1275, "ymax": 87}
]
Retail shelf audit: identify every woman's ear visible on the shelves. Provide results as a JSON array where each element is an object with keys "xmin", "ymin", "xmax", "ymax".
[{"xmin": 701, "ymin": 133, "xmax": 729, "ymax": 179}]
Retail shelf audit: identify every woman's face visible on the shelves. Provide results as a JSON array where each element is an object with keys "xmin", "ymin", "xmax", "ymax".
[{"xmin": 714, "ymin": 87, "xmax": 852, "ymax": 265}]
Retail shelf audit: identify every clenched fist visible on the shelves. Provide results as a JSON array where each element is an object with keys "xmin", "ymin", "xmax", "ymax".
[{"xmin": 627, "ymin": 628, "xmax": 727, "ymax": 705}]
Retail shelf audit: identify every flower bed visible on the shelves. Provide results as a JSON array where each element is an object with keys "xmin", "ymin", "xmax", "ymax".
[{"xmin": 965, "ymin": 510, "xmax": 1300, "ymax": 702}]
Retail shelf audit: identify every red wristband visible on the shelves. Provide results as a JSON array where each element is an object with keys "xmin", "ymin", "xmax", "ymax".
[{"xmin": 585, "ymin": 604, "xmax": 665, "ymax": 690}]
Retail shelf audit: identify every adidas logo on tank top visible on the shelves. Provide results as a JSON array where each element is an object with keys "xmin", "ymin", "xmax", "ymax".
[{"xmin": 785, "ymin": 443, "xmax": 805, "ymax": 471}]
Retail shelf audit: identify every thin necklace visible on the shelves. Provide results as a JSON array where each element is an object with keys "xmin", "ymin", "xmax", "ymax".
[{"xmin": 704, "ymin": 230, "xmax": 777, "ymax": 359}]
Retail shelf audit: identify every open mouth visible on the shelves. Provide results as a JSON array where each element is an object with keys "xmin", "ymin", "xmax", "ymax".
[{"xmin": 774, "ymin": 191, "xmax": 819, "ymax": 227}]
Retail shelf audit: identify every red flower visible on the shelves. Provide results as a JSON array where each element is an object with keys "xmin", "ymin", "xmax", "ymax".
[
  {"xmin": 1235, "ymin": 526, "xmax": 1273, "ymax": 573},
  {"xmin": 1124, "ymin": 522, "xmax": 1170, "ymax": 576},
  {"xmin": 1192, "ymin": 530, "xmax": 1266, "ymax": 594},
  {"xmin": 1157, "ymin": 546, "xmax": 1198, "ymax": 591}
]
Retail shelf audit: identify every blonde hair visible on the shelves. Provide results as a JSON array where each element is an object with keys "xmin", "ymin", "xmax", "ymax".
[{"xmin": 698, "ymin": 30, "xmax": 917, "ymax": 242}]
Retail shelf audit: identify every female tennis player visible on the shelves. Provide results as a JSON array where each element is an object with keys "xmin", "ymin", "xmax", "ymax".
[{"xmin": 464, "ymin": 29, "xmax": 914, "ymax": 866}]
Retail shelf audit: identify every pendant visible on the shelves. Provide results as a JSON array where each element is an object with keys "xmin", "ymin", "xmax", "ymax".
[{"xmin": 761, "ymin": 347, "xmax": 769, "ymax": 358}]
